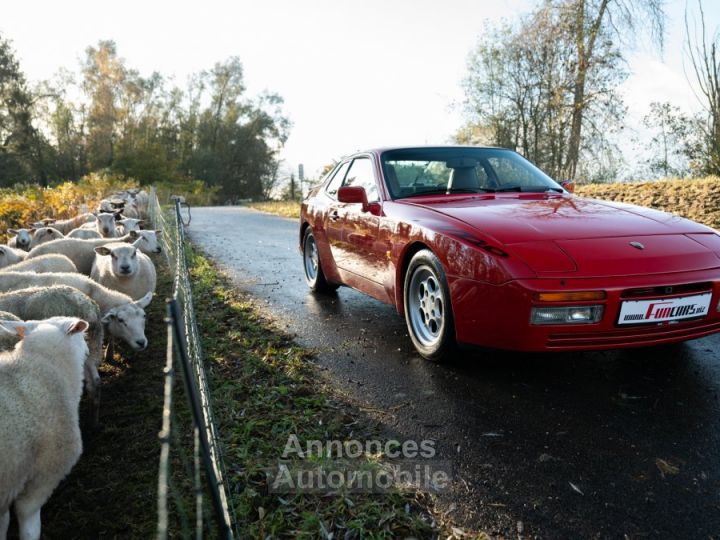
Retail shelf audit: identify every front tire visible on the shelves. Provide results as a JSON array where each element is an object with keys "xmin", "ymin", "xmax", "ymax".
[
  {"xmin": 302, "ymin": 227, "xmax": 338, "ymax": 293},
  {"xmin": 403, "ymin": 249, "xmax": 457, "ymax": 361}
]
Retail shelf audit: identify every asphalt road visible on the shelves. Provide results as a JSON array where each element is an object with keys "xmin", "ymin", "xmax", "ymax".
[{"xmin": 189, "ymin": 206, "xmax": 720, "ymax": 538}]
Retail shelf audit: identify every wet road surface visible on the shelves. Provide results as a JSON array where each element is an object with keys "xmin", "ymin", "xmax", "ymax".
[{"xmin": 189, "ymin": 206, "xmax": 720, "ymax": 538}]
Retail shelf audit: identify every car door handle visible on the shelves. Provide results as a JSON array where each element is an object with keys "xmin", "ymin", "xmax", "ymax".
[{"xmin": 329, "ymin": 211, "xmax": 340, "ymax": 221}]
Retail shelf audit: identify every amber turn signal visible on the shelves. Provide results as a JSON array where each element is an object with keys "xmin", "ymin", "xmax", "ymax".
[{"xmin": 534, "ymin": 291, "xmax": 607, "ymax": 302}]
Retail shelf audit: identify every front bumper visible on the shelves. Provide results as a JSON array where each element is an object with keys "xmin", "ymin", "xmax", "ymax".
[{"xmin": 449, "ymin": 269, "xmax": 720, "ymax": 351}]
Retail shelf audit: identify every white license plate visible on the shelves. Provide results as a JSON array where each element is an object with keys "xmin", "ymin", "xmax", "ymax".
[{"xmin": 618, "ymin": 292, "xmax": 712, "ymax": 325}]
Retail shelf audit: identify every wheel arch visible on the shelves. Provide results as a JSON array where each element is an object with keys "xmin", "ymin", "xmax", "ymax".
[
  {"xmin": 395, "ymin": 241, "xmax": 433, "ymax": 316},
  {"xmin": 299, "ymin": 221, "xmax": 311, "ymax": 251}
]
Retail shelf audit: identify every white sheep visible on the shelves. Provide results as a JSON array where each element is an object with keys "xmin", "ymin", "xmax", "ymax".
[
  {"xmin": 0, "ymin": 271, "xmax": 151, "ymax": 350},
  {"xmin": 133, "ymin": 229, "xmax": 162, "ymax": 255},
  {"xmin": 117, "ymin": 218, "xmax": 144, "ymax": 234},
  {"xmin": 0, "ymin": 286, "xmax": 103, "ymax": 427},
  {"xmin": 91, "ymin": 242, "xmax": 157, "ymax": 301},
  {"xmin": 32, "ymin": 213, "xmax": 95, "ymax": 235},
  {"xmin": 92, "ymin": 212, "xmax": 120, "ymax": 238},
  {"xmin": 0, "ymin": 316, "xmax": 88, "ymax": 540},
  {"xmin": 25, "ymin": 233, "xmax": 136, "ymax": 275},
  {"xmin": 28, "ymin": 226, "xmax": 64, "ymax": 249},
  {"xmin": 67, "ymin": 227, "xmax": 102, "ymax": 239},
  {"xmin": 1, "ymin": 254, "xmax": 78, "ymax": 274},
  {"xmin": 135, "ymin": 190, "xmax": 150, "ymax": 218},
  {"xmin": 0, "ymin": 245, "xmax": 28, "ymax": 269},
  {"xmin": 7, "ymin": 228, "xmax": 34, "ymax": 251}
]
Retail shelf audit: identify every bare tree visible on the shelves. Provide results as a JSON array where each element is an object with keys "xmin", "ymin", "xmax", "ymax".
[
  {"xmin": 561, "ymin": 0, "xmax": 665, "ymax": 179},
  {"xmin": 685, "ymin": 0, "xmax": 720, "ymax": 175}
]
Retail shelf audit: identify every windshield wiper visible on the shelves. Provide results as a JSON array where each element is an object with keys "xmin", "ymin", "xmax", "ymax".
[
  {"xmin": 485, "ymin": 186, "xmax": 564, "ymax": 193},
  {"xmin": 487, "ymin": 186, "xmax": 523, "ymax": 192},
  {"xmin": 447, "ymin": 188, "xmax": 487, "ymax": 194}
]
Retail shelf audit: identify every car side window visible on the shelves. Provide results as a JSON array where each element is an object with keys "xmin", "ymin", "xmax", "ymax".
[
  {"xmin": 325, "ymin": 161, "xmax": 350, "ymax": 198},
  {"xmin": 343, "ymin": 158, "xmax": 379, "ymax": 202}
]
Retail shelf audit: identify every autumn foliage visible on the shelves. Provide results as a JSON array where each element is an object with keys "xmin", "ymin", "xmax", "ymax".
[
  {"xmin": 0, "ymin": 173, "xmax": 137, "ymax": 242},
  {"xmin": 576, "ymin": 176, "xmax": 720, "ymax": 229}
]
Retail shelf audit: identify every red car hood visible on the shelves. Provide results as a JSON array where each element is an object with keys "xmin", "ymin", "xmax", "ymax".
[{"xmin": 404, "ymin": 194, "xmax": 720, "ymax": 276}]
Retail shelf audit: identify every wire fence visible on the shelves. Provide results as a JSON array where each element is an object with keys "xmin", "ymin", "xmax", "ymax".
[{"xmin": 150, "ymin": 189, "xmax": 236, "ymax": 539}]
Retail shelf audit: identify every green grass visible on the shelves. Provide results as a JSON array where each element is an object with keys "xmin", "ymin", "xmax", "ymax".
[
  {"xmin": 245, "ymin": 200, "xmax": 301, "ymax": 219},
  {"xmin": 187, "ymin": 246, "xmax": 451, "ymax": 538}
]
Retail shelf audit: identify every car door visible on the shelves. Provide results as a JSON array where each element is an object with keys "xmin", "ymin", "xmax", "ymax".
[
  {"xmin": 323, "ymin": 160, "xmax": 352, "ymax": 268},
  {"xmin": 327, "ymin": 156, "xmax": 385, "ymax": 290}
]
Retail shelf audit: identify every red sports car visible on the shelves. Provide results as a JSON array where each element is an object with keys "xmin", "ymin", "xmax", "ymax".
[{"xmin": 299, "ymin": 146, "xmax": 720, "ymax": 360}]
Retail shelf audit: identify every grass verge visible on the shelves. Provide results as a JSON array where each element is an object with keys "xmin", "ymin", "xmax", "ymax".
[
  {"xmin": 245, "ymin": 200, "xmax": 301, "ymax": 219},
  {"xmin": 187, "ymin": 245, "xmax": 453, "ymax": 538}
]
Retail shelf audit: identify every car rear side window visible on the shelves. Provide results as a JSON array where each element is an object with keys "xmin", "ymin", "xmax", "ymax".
[
  {"xmin": 325, "ymin": 161, "xmax": 350, "ymax": 198},
  {"xmin": 343, "ymin": 158, "xmax": 379, "ymax": 202}
]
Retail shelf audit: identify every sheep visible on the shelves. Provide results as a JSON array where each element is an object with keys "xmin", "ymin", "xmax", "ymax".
[
  {"xmin": 119, "ymin": 203, "xmax": 139, "ymax": 219},
  {"xmin": 0, "ymin": 286, "xmax": 104, "ymax": 427},
  {"xmin": 0, "ymin": 272, "xmax": 151, "ymax": 350},
  {"xmin": 0, "ymin": 245, "xmax": 28, "ymax": 269},
  {"xmin": 91, "ymin": 212, "xmax": 120, "ymax": 238},
  {"xmin": 32, "ymin": 213, "xmax": 95, "ymax": 235},
  {"xmin": 117, "ymin": 218, "xmax": 144, "ymax": 233},
  {"xmin": 28, "ymin": 226, "xmax": 64, "ymax": 249},
  {"xmin": 67, "ymin": 228, "xmax": 102, "ymax": 239},
  {"xmin": 0, "ymin": 316, "xmax": 88, "ymax": 540},
  {"xmin": 133, "ymin": 229, "xmax": 162, "ymax": 255},
  {"xmin": 98, "ymin": 198, "xmax": 125, "ymax": 214},
  {"xmin": 91, "ymin": 242, "xmax": 156, "ymax": 301},
  {"xmin": 1, "ymin": 254, "xmax": 78, "ymax": 274},
  {"xmin": 134, "ymin": 189, "xmax": 149, "ymax": 219},
  {"xmin": 25, "ymin": 233, "xmax": 136, "ymax": 275},
  {"xmin": 7, "ymin": 228, "xmax": 34, "ymax": 252}
]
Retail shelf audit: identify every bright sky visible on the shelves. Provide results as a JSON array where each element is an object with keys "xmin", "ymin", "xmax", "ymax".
[{"xmin": 2, "ymin": 0, "xmax": 719, "ymax": 180}]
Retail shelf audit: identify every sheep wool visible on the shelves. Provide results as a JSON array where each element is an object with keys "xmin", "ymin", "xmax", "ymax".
[
  {"xmin": 0, "ymin": 254, "xmax": 78, "ymax": 274},
  {"xmin": 0, "ymin": 316, "xmax": 89, "ymax": 540},
  {"xmin": 91, "ymin": 242, "xmax": 157, "ymax": 301},
  {"xmin": 0, "ymin": 286, "xmax": 104, "ymax": 426},
  {"xmin": 25, "ymin": 234, "xmax": 135, "ymax": 275}
]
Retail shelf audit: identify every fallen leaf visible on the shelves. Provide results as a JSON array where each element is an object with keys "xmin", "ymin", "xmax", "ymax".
[{"xmin": 655, "ymin": 458, "xmax": 680, "ymax": 478}]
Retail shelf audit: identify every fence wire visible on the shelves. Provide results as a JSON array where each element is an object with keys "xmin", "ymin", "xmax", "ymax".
[{"xmin": 151, "ymin": 189, "xmax": 236, "ymax": 539}]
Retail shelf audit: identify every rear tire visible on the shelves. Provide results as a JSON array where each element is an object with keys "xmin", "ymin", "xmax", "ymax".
[
  {"xmin": 302, "ymin": 227, "xmax": 338, "ymax": 293},
  {"xmin": 403, "ymin": 249, "xmax": 457, "ymax": 362}
]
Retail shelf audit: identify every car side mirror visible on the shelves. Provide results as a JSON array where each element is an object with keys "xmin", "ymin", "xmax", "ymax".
[
  {"xmin": 338, "ymin": 186, "xmax": 369, "ymax": 211},
  {"xmin": 560, "ymin": 180, "xmax": 575, "ymax": 193}
]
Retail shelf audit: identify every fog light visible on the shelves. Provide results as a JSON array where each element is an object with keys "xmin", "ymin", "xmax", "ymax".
[{"xmin": 531, "ymin": 305, "xmax": 604, "ymax": 325}]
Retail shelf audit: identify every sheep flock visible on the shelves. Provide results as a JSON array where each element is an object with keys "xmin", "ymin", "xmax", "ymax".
[{"xmin": 0, "ymin": 188, "xmax": 159, "ymax": 540}]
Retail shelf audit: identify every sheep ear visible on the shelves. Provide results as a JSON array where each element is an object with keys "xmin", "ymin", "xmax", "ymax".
[
  {"xmin": 8, "ymin": 229, "xmax": 17, "ymax": 235},
  {"xmin": 65, "ymin": 319, "xmax": 89, "ymax": 335},
  {"xmin": 101, "ymin": 312, "xmax": 116, "ymax": 324},
  {"xmin": 95, "ymin": 246, "xmax": 112, "ymax": 256},
  {"xmin": 154, "ymin": 230, "xmax": 162, "ymax": 235},
  {"xmin": 129, "ymin": 230, "xmax": 140, "ymax": 239},
  {"xmin": 135, "ymin": 292, "xmax": 153, "ymax": 308},
  {"xmin": 138, "ymin": 220, "xmax": 145, "ymax": 226},
  {"xmin": 0, "ymin": 247, "xmax": 5, "ymax": 255},
  {"xmin": 118, "ymin": 219, "xmax": 127, "ymax": 225}
]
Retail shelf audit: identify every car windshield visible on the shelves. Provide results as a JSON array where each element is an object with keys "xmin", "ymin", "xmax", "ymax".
[{"xmin": 381, "ymin": 147, "xmax": 563, "ymax": 199}]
